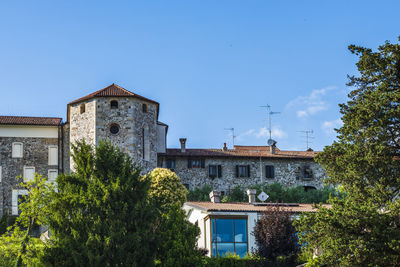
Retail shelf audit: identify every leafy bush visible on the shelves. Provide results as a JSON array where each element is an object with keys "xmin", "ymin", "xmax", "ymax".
[
  {"xmin": 187, "ymin": 185, "xmax": 212, "ymax": 201},
  {"xmin": 253, "ymin": 204, "xmax": 299, "ymax": 264}
]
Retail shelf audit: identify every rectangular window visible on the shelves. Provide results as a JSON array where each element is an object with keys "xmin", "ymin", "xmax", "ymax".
[
  {"xmin": 11, "ymin": 189, "xmax": 28, "ymax": 215},
  {"xmin": 48, "ymin": 169, "xmax": 58, "ymax": 183},
  {"xmin": 48, "ymin": 145, "xmax": 58, "ymax": 165},
  {"xmin": 209, "ymin": 165, "xmax": 222, "ymax": 178},
  {"xmin": 303, "ymin": 166, "xmax": 313, "ymax": 179},
  {"xmin": 236, "ymin": 165, "xmax": 250, "ymax": 178},
  {"xmin": 265, "ymin": 165, "xmax": 275, "ymax": 179},
  {"xmin": 188, "ymin": 159, "xmax": 205, "ymax": 169},
  {"xmin": 166, "ymin": 159, "xmax": 175, "ymax": 170},
  {"xmin": 23, "ymin": 166, "xmax": 35, "ymax": 182},
  {"xmin": 211, "ymin": 218, "xmax": 248, "ymax": 258},
  {"xmin": 12, "ymin": 142, "xmax": 23, "ymax": 158}
]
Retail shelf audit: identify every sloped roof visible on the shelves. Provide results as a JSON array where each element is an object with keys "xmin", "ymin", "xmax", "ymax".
[
  {"xmin": 165, "ymin": 145, "xmax": 318, "ymax": 159},
  {"xmin": 185, "ymin": 202, "xmax": 329, "ymax": 213},
  {"xmin": 0, "ymin": 116, "xmax": 62, "ymax": 126},
  {"xmin": 68, "ymin": 83, "xmax": 159, "ymax": 106}
]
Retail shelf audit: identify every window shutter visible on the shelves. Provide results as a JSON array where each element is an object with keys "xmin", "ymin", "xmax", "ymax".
[
  {"xmin": 236, "ymin": 165, "xmax": 239, "ymax": 177},
  {"xmin": 247, "ymin": 165, "xmax": 251, "ymax": 177},
  {"xmin": 201, "ymin": 159, "xmax": 205, "ymax": 168},
  {"xmin": 218, "ymin": 165, "xmax": 222, "ymax": 178},
  {"xmin": 272, "ymin": 166, "xmax": 275, "ymax": 178},
  {"xmin": 187, "ymin": 159, "xmax": 192, "ymax": 168}
]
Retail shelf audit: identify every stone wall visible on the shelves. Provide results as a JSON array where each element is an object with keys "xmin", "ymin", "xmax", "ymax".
[
  {"xmin": 0, "ymin": 137, "xmax": 58, "ymax": 216},
  {"xmin": 62, "ymin": 123, "xmax": 70, "ymax": 173},
  {"xmin": 159, "ymin": 156, "xmax": 326, "ymax": 193},
  {"xmin": 69, "ymin": 99, "xmax": 96, "ymax": 171},
  {"xmin": 95, "ymin": 97, "xmax": 158, "ymax": 174}
]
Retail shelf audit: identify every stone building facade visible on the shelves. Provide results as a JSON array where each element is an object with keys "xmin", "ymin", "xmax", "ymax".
[
  {"xmin": 158, "ymin": 141, "xmax": 325, "ymax": 194},
  {"xmin": 0, "ymin": 83, "xmax": 326, "ymax": 217}
]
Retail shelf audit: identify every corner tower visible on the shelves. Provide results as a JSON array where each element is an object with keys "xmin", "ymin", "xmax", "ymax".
[{"xmin": 66, "ymin": 84, "xmax": 167, "ymax": 173}]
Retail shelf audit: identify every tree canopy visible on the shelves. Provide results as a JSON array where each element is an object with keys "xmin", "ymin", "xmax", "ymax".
[{"xmin": 295, "ymin": 37, "xmax": 400, "ymax": 266}]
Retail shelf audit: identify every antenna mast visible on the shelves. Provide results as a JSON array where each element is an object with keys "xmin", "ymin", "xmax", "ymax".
[
  {"xmin": 298, "ymin": 130, "xmax": 314, "ymax": 150},
  {"xmin": 224, "ymin": 128, "xmax": 236, "ymax": 147},
  {"xmin": 260, "ymin": 105, "xmax": 281, "ymax": 140}
]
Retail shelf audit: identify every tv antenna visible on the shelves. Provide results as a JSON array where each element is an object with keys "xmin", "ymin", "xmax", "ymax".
[
  {"xmin": 298, "ymin": 130, "xmax": 314, "ymax": 150},
  {"xmin": 224, "ymin": 128, "xmax": 236, "ymax": 147},
  {"xmin": 260, "ymin": 105, "xmax": 280, "ymax": 143}
]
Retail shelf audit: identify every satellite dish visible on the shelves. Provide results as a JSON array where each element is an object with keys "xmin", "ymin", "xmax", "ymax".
[
  {"xmin": 258, "ymin": 191, "xmax": 269, "ymax": 202},
  {"xmin": 267, "ymin": 139, "xmax": 276, "ymax": 146}
]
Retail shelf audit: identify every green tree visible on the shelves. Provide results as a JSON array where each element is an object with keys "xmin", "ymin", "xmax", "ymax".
[
  {"xmin": 0, "ymin": 174, "xmax": 56, "ymax": 267},
  {"xmin": 146, "ymin": 168, "xmax": 203, "ymax": 266},
  {"xmin": 41, "ymin": 140, "xmax": 158, "ymax": 266},
  {"xmin": 295, "ymin": 38, "xmax": 400, "ymax": 266}
]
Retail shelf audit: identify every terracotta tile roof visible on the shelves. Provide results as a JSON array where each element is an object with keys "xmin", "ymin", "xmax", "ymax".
[
  {"xmin": 0, "ymin": 116, "xmax": 62, "ymax": 126},
  {"xmin": 68, "ymin": 83, "xmax": 159, "ymax": 106},
  {"xmin": 165, "ymin": 145, "xmax": 318, "ymax": 159},
  {"xmin": 185, "ymin": 201, "xmax": 330, "ymax": 213}
]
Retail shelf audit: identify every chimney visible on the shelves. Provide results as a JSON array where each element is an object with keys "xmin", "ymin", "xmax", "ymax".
[
  {"xmin": 269, "ymin": 141, "xmax": 277, "ymax": 155},
  {"xmin": 222, "ymin": 143, "xmax": 227, "ymax": 151},
  {"xmin": 246, "ymin": 189, "xmax": 257, "ymax": 204},
  {"xmin": 179, "ymin": 138, "xmax": 187, "ymax": 153},
  {"xmin": 209, "ymin": 191, "xmax": 221, "ymax": 203}
]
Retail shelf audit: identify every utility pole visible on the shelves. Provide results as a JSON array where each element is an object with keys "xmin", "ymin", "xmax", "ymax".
[
  {"xmin": 298, "ymin": 130, "xmax": 314, "ymax": 150},
  {"xmin": 260, "ymin": 105, "xmax": 280, "ymax": 140},
  {"xmin": 224, "ymin": 128, "xmax": 236, "ymax": 147}
]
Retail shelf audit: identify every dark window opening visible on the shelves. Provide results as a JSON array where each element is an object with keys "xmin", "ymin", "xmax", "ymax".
[
  {"xmin": 304, "ymin": 186, "xmax": 316, "ymax": 192},
  {"xmin": 303, "ymin": 166, "xmax": 313, "ymax": 180},
  {"xmin": 209, "ymin": 165, "xmax": 222, "ymax": 178},
  {"xmin": 166, "ymin": 159, "xmax": 175, "ymax": 170},
  {"xmin": 80, "ymin": 104, "xmax": 85, "ymax": 114},
  {"xmin": 236, "ymin": 165, "xmax": 250, "ymax": 178},
  {"xmin": 183, "ymin": 184, "xmax": 190, "ymax": 190},
  {"xmin": 110, "ymin": 124, "xmax": 120, "ymax": 135},
  {"xmin": 265, "ymin": 165, "xmax": 275, "ymax": 179},
  {"xmin": 110, "ymin": 100, "xmax": 118, "ymax": 109},
  {"xmin": 142, "ymin": 103, "xmax": 147, "ymax": 113}
]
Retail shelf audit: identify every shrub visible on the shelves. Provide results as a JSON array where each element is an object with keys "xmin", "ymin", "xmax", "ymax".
[{"xmin": 187, "ymin": 185, "xmax": 212, "ymax": 201}]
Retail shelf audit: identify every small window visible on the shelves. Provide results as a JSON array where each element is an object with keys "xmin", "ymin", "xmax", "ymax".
[
  {"xmin": 11, "ymin": 189, "xmax": 28, "ymax": 215},
  {"xmin": 265, "ymin": 165, "xmax": 275, "ymax": 179},
  {"xmin": 80, "ymin": 104, "xmax": 85, "ymax": 114},
  {"xmin": 110, "ymin": 124, "xmax": 120, "ymax": 135},
  {"xmin": 209, "ymin": 165, "xmax": 222, "ymax": 178},
  {"xmin": 12, "ymin": 142, "xmax": 23, "ymax": 158},
  {"xmin": 48, "ymin": 146, "xmax": 58, "ymax": 165},
  {"xmin": 183, "ymin": 183, "xmax": 190, "ymax": 190},
  {"xmin": 187, "ymin": 159, "xmax": 205, "ymax": 169},
  {"xmin": 110, "ymin": 100, "xmax": 118, "ymax": 109},
  {"xmin": 166, "ymin": 159, "xmax": 175, "ymax": 170},
  {"xmin": 48, "ymin": 169, "xmax": 58, "ymax": 183},
  {"xmin": 23, "ymin": 166, "xmax": 35, "ymax": 182},
  {"xmin": 142, "ymin": 103, "xmax": 147, "ymax": 113},
  {"xmin": 303, "ymin": 166, "xmax": 313, "ymax": 179},
  {"xmin": 236, "ymin": 165, "xmax": 250, "ymax": 178}
]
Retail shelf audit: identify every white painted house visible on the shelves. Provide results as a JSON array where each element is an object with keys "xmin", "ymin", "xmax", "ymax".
[{"xmin": 183, "ymin": 190, "xmax": 323, "ymax": 258}]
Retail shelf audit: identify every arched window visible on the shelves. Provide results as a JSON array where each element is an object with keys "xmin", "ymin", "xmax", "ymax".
[
  {"xmin": 110, "ymin": 100, "xmax": 118, "ymax": 109},
  {"xmin": 80, "ymin": 104, "xmax": 85, "ymax": 114}
]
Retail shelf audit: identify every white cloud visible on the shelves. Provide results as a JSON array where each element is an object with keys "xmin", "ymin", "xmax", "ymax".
[
  {"xmin": 236, "ymin": 129, "xmax": 255, "ymax": 141},
  {"xmin": 322, "ymin": 118, "xmax": 343, "ymax": 134},
  {"xmin": 255, "ymin": 127, "xmax": 287, "ymax": 139},
  {"xmin": 287, "ymin": 86, "xmax": 336, "ymax": 118}
]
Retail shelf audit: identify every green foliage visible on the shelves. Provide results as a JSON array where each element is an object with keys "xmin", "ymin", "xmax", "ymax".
[
  {"xmin": 253, "ymin": 205, "xmax": 299, "ymax": 262},
  {"xmin": 147, "ymin": 168, "xmax": 188, "ymax": 212},
  {"xmin": 187, "ymin": 184, "xmax": 212, "ymax": 201},
  {"xmin": 147, "ymin": 168, "xmax": 202, "ymax": 266},
  {"xmin": 0, "ymin": 174, "xmax": 56, "ymax": 267},
  {"xmin": 296, "ymin": 38, "xmax": 400, "ymax": 266},
  {"xmin": 41, "ymin": 140, "xmax": 158, "ymax": 266},
  {"xmin": 0, "ymin": 214, "xmax": 16, "ymax": 235}
]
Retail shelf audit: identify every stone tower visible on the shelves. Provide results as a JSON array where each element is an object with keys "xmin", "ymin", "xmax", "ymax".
[{"xmin": 66, "ymin": 84, "xmax": 167, "ymax": 174}]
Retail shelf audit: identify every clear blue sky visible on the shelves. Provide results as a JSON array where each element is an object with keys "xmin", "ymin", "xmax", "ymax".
[{"xmin": 0, "ymin": 1, "xmax": 399, "ymax": 151}]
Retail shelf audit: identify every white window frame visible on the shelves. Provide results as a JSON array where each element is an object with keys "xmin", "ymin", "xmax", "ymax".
[
  {"xmin": 48, "ymin": 145, "xmax": 58, "ymax": 166},
  {"xmin": 11, "ymin": 189, "xmax": 28, "ymax": 215},
  {"xmin": 23, "ymin": 166, "xmax": 35, "ymax": 182},
  {"xmin": 12, "ymin": 142, "xmax": 23, "ymax": 158},
  {"xmin": 48, "ymin": 169, "xmax": 58, "ymax": 183}
]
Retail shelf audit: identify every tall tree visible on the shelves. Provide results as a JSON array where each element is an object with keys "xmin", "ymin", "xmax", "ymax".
[
  {"xmin": 295, "ymin": 38, "xmax": 400, "ymax": 266},
  {"xmin": 41, "ymin": 140, "xmax": 158, "ymax": 266}
]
